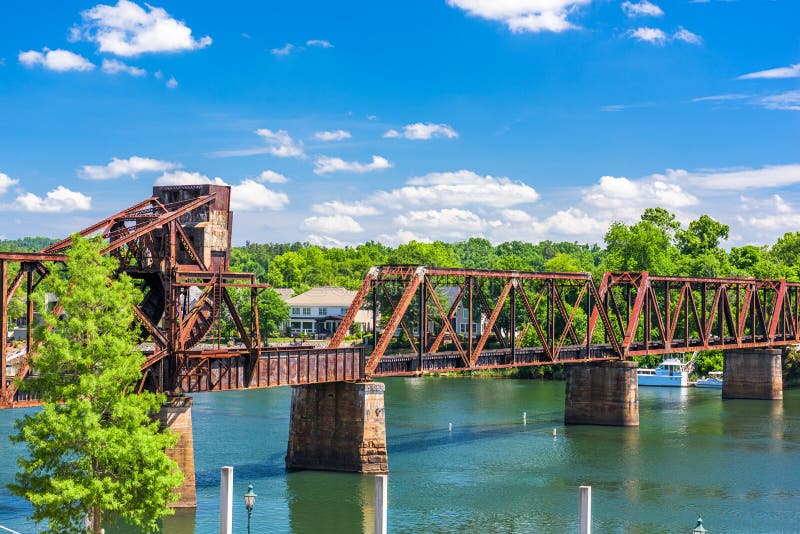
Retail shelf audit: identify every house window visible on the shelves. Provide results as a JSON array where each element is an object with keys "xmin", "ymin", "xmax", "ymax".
[
  {"xmin": 319, "ymin": 307, "xmax": 327, "ymax": 316},
  {"xmin": 459, "ymin": 323, "xmax": 467, "ymax": 334},
  {"xmin": 473, "ymin": 322, "xmax": 480, "ymax": 334},
  {"xmin": 463, "ymin": 308, "xmax": 468, "ymax": 320},
  {"xmin": 302, "ymin": 307, "xmax": 311, "ymax": 316},
  {"xmin": 291, "ymin": 308, "xmax": 301, "ymax": 315},
  {"xmin": 341, "ymin": 307, "xmax": 349, "ymax": 315}
]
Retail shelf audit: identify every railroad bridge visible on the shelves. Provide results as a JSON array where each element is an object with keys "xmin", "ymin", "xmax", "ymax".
[{"xmin": 0, "ymin": 185, "xmax": 789, "ymax": 507}]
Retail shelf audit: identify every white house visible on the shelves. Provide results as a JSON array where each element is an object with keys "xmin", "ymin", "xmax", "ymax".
[{"xmin": 284, "ymin": 286, "xmax": 374, "ymax": 337}]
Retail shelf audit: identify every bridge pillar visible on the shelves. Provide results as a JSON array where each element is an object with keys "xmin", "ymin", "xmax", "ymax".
[
  {"xmin": 564, "ymin": 361, "xmax": 639, "ymax": 426},
  {"xmin": 723, "ymin": 348, "xmax": 782, "ymax": 400},
  {"xmin": 286, "ymin": 381, "xmax": 388, "ymax": 473},
  {"xmin": 157, "ymin": 395, "xmax": 197, "ymax": 508}
]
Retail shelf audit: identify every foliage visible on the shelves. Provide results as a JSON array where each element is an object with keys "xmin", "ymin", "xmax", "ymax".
[{"xmin": 8, "ymin": 236, "xmax": 181, "ymax": 533}]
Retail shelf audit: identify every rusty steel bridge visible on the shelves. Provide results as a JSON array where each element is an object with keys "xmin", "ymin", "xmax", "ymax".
[{"xmin": 3, "ymin": 185, "xmax": 799, "ymax": 408}]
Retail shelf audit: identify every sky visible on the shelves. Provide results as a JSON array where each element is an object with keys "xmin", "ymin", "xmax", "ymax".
[{"xmin": 0, "ymin": 0, "xmax": 798, "ymax": 248}]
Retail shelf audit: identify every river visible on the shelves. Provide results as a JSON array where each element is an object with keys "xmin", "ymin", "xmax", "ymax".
[{"xmin": 1, "ymin": 378, "xmax": 798, "ymax": 533}]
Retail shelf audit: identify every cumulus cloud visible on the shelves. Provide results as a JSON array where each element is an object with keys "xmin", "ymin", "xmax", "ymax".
[
  {"xmin": 228, "ymin": 179, "xmax": 288, "ymax": 211},
  {"xmin": 627, "ymin": 27, "xmax": 668, "ymax": 45},
  {"xmin": 306, "ymin": 234, "xmax": 349, "ymax": 248},
  {"xmin": 302, "ymin": 215, "xmax": 364, "ymax": 234},
  {"xmin": 622, "ymin": 1, "xmax": 663, "ymax": 17},
  {"xmin": 446, "ymin": 0, "xmax": 591, "ymax": 33},
  {"xmin": 271, "ymin": 43, "xmax": 295, "ymax": 56},
  {"xmin": 373, "ymin": 170, "xmax": 539, "ymax": 208},
  {"xmin": 166, "ymin": 76, "xmax": 178, "ymax": 89},
  {"xmin": 154, "ymin": 172, "xmax": 288, "ymax": 211},
  {"xmin": 76, "ymin": 0, "xmax": 212, "ymax": 57},
  {"xmin": 583, "ymin": 175, "xmax": 698, "ymax": 213},
  {"xmin": 314, "ymin": 130, "xmax": 351, "ymax": 141},
  {"xmin": 18, "ymin": 48, "xmax": 94, "ymax": 72},
  {"xmin": 383, "ymin": 123, "xmax": 459, "ymax": 140},
  {"xmin": 257, "ymin": 170, "xmax": 289, "ymax": 183},
  {"xmin": 395, "ymin": 208, "xmax": 492, "ymax": 239},
  {"xmin": 673, "ymin": 27, "xmax": 702, "ymax": 45},
  {"xmin": 14, "ymin": 186, "xmax": 91, "ymax": 212},
  {"xmin": 79, "ymin": 156, "xmax": 179, "ymax": 179},
  {"xmin": 311, "ymin": 200, "xmax": 381, "ymax": 216},
  {"xmin": 101, "ymin": 58, "xmax": 145, "ymax": 76},
  {"xmin": 306, "ymin": 39, "xmax": 333, "ymax": 48},
  {"xmin": 738, "ymin": 63, "xmax": 800, "ymax": 80},
  {"xmin": 314, "ymin": 155, "xmax": 392, "ymax": 175},
  {"xmin": 255, "ymin": 128, "xmax": 305, "ymax": 158},
  {"xmin": 0, "ymin": 173, "xmax": 20, "ymax": 195}
]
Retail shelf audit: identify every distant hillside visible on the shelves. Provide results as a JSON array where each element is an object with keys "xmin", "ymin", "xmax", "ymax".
[{"xmin": 0, "ymin": 236, "xmax": 57, "ymax": 252}]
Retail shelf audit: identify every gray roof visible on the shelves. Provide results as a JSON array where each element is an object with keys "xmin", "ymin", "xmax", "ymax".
[
  {"xmin": 285, "ymin": 286, "xmax": 357, "ymax": 307},
  {"xmin": 272, "ymin": 288, "xmax": 294, "ymax": 301}
]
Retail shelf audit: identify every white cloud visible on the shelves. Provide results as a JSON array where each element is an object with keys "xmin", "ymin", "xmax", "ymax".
[
  {"xmin": 395, "ymin": 208, "xmax": 490, "ymax": 238},
  {"xmin": 667, "ymin": 164, "xmax": 800, "ymax": 190},
  {"xmin": 627, "ymin": 27, "xmax": 668, "ymax": 45},
  {"xmin": 306, "ymin": 39, "xmax": 333, "ymax": 48},
  {"xmin": 673, "ymin": 26, "xmax": 702, "ymax": 45},
  {"xmin": 314, "ymin": 155, "xmax": 392, "ymax": 175},
  {"xmin": 446, "ymin": 0, "xmax": 591, "ymax": 33},
  {"xmin": 692, "ymin": 93, "xmax": 749, "ymax": 102},
  {"xmin": 622, "ymin": 1, "xmax": 663, "ymax": 17},
  {"xmin": 77, "ymin": 0, "xmax": 212, "ymax": 57},
  {"xmin": 18, "ymin": 48, "xmax": 94, "ymax": 72},
  {"xmin": 756, "ymin": 90, "xmax": 800, "ymax": 112},
  {"xmin": 302, "ymin": 215, "xmax": 364, "ymax": 234},
  {"xmin": 228, "ymin": 180, "xmax": 288, "ymax": 211},
  {"xmin": 738, "ymin": 63, "xmax": 800, "ymax": 80},
  {"xmin": 376, "ymin": 229, "xmax": 433, "ymax": 246},
  {"xmin": 155, "ymin": 171, "xmax": 221, "ymax": 186},
  {"xmin": 306, "ymin": 234, "xmax": 349, "ymax": 248},
  {"xmin": 257, "ymin": 170, "xmax": 289, "ymax": 184},
  {"xmin": 166, "ymin": 76, "xmax": 178, "ymax": 89},
  {"xmin": 0, "ymin": 173, "xmax": 20, "ymax": 195},
  {"xmin": 154, "ymin": 172, "xmax": 288, "ymax": 211},
  {"xmin": 101, "ymin": 58, "xmax": 145, "ymax": 76},
  {"xmin": 79, "ymin": 156, "xmax": 179, "ymax": 179},
  {"xmin": 583, "ymin": 175, "xmax": 698, "ymax": 215},
  {"xmin": 311, "ymin": 200, "xmax": 381, "ymax": 216},
  {"xmin": 383, "ymin": 123, "xmax": 459, "ymax": 140},
  {"xmin": 314, "ymin": 130, "xmax": 352, "ymax": 141},
  {"xmin": 14, "ymin": 186, "xmax": 91, "ymax": 212},
  {"xmin": 499, "ymin": 209, "xmax": 533, "ymax": 222},
  {"xmin": 271, "ymin": 43, "xmax": 295, "ymax": 56},
  {"xmin": 374, "ymin": 170, "xmax": 539, "ymax": 209},
  {"xmin": 255, "ymin": 128, "xmax": 305, "ymax": 158}
]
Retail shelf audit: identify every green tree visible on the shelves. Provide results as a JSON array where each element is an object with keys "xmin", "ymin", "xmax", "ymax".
[
  {"xmin": 603, "ymin": 212, "xmax": 677, "ymax": 274},
  {"xmin": 8, "ymin": 236, "xmax": 182, "ymax": 533},
  {"xmin": 387, "ymin": 240, "xmax": 461, "ymax": 267}
]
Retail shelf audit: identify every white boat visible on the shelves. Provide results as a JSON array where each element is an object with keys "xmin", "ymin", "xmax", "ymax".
[
  {"xmin": 695, "ymin": 371, "xmax": 723, "ymax": 389},
  {"xmin": 637, "ymin": 357, "xmax": 690, "ymax": 387}
]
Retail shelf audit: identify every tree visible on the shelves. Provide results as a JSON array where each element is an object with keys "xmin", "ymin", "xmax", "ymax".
[{"xmin": 8, "ymin": 236, "xmax": 182, "ymax": 533}]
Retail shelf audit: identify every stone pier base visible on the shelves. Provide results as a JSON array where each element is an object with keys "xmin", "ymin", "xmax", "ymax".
[
  {"xmin": 564, "ymin": 361, "xmax": 639, "ymax": 426},
  {"xmin": 723, "ymin": 349, "xmax": 783, "ymax": 400},
  {"xmin": 157, "ymin": 395, "xmax": 196, "ymax": 508},
  {"xmin": 286, "ymin": 381, "xmax": 388, "ymax": 473}
]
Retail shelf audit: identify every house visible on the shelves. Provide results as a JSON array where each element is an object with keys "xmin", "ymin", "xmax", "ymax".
[
  {"xmin": 440, "ymin": 286, "xmax": 486, "ymax": 337},
  {"xmin": 284, "ymin": 286, "xmax": 374, "ymax": 337}
]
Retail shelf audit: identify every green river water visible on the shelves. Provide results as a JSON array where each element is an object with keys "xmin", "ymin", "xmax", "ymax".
[{"xmin": 1, "ymin": 378, "xmax": 798, "ymax": 533}]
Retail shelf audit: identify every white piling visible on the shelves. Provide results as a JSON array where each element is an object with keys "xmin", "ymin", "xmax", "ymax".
[
  {"xmin": 578, "ymin": 485, "xmax": 591, "ymax": 534},
  {"xmin": 448, "ymin": 422, "xmax": 452, "ymax": 432},
  {"xmin": 553, "ymin": 428, "xmax": 557, "ymax": 437},
  {"xmin": 375, "ymin": 474, "xmax": 388, "ymax": 534},
  {"xmin": 220, "ymin": 466, "xmax": 233, "ymax": 534},
  {"xmin": 523, "ymin": 412, "xmax": 527, "ymax": 425}
]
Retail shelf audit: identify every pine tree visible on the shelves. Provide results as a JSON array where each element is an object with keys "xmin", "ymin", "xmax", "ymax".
[{"xmin": 8, "ymin": 236, "xmax": 183, "ymax": 533}]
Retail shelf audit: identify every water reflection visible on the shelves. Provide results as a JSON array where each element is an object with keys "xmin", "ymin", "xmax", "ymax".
[{"xmin": 287, "ymin": 471, "xmax": 373, "ymax": 534}]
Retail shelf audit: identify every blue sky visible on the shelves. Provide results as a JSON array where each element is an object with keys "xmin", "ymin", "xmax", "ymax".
[{"xmin": 0, "ymin": 0, "xmax": 798, "ymax": 247}]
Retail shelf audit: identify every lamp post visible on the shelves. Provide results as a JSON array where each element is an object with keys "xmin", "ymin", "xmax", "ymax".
[
  {"xmin": 244, "ymin": 483, "xmax": 257, "ymax": 534},
  {"xmin": 692, "ymin": 516, "xmax": 707, "ymax": 533}
]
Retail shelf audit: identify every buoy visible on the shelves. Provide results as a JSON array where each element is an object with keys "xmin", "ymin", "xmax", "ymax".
[
  {"xmin": 448, "ymin": 423, "xmax": 452, "ymax": 432},
  {"xmin": 553, "ymin": 428, "xmax": 557, "ymax": 437},
  {"xmin": 523, "ymin": 412, "xmax": 527, "ymax": 425}
]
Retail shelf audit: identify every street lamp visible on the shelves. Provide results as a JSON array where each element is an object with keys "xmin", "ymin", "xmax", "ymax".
[
  {"xmin": 244, "ymin": 483, "xmax": 257, "ymax": 534},
  {"xmin": 692, "ymin": 516, "xmax": 707, "ymax": 533}
]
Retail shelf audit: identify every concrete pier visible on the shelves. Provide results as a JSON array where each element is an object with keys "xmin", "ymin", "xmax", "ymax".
[
  {"xmin": 157, "ymin": 395, "xmax": 197, "ymax": 508},
  {"xmin": 723, "ymin": 348, "xmax": 783, "ymax": 400},
  {"xmin": 286, "ymin": 381, "xmax": 388, "ymax": 473},
  {"xmin": 564, "ymin": 361, "xmax": 639, "ymax": 426}
]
